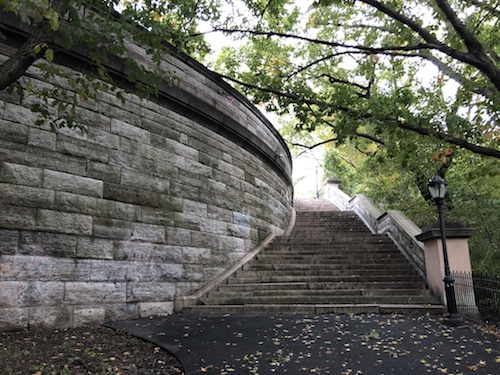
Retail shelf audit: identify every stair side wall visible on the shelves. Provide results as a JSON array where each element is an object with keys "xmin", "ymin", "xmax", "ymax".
[{"xmin": 0, "ymin": 20, "xmax": 293, "ymax": 330}]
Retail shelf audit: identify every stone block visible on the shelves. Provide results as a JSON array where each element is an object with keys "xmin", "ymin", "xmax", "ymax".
[
  {"xmin": 65, "ymin": 282, "xmax": 126, "ymax": 304},
  {"xmin": 0, "ymin": 229, "xmax": 19, "ymax": 255},
  {"xmin": 114, "ymin": 241, "xmax": 182, "ymax": 263},
  {"xmin": 111, "ymin": 119, "xmax": 150, "ymax": 143},
  {"xmin": 191, "ymin": 230, "xmax": 220, "ymax": 249},
  {"xmin": 103, "ymin": 182, "xmax": 159, "ymax": 207},
  {"xmin": 87, "ymin": 127, "xmax": 120, "ymax": 149},
  {"xmin": 86, "ymin": 161, "xmax": 121, "ymax": 183},
  {"xmin": 126, "ymin": 282, "xmax": 176, "ymax": 302},
  {"xmin": 112, "ymin": 201, "xmax": 140, "ymax": 221},
  {"xmin": 55, "ymin": 191, "xmax": 101, "ymax": 215},
  {"xmin": 138, "ymin": 302, "xmax": 174, "ymax": 317},
  {"xmin": 156, "ymin": 263, "xmax": 184, "ymax": 281},
  {"xmin": 0, "ymin": 183, "xmax": 54, "ymax": 209},
  {"xmin": 183, "ymin": 200, "xmax": 208, "ymax": 217},
  {"xmin": 37, "ymin": 209, "xmax": 93, "ymax": 235},
  {"xmin": 0, "ymin": 281, "xmax": 64, "ymax": 307},
  {"xmin": 182, "ymin": 247, "xmax": 211, "ymax": 264},
  {"xmin": 43, "ymin": 169, "xmax": 103, "ymax": 198},
  {"xmin": 140, "ymin": 206, "xmax": 174, "ymax": 226},
  {"xmin": 104, "ymin": 302, "xmax": 139, "ymax": 322},
  {"xmin": 3, "ymin": 102, "xmax": 38, "ymax": 126},
  {"xmin": 121, "ymin": 169, "xmax": 169, "ymax": 194},
  {"xmin": 19, "ymin": 231, "xmax": 77, "ymax": 258},
  {"xmin": 93, "ymin": 217, "xmax": 131, "ymax": 240},
  {"xmin": 0, "ymin": 118, "xmax": 28, "ymax": 144},
  {"xmin": 109, "ymin": 149, "xmax": 155, "ymax": 171},
  {"xmin": 0, "ymin": 307, "xmax": 29, "ymax": 331},
  {"xmin": 0, "ymin": 162, "xmax": 43, "ymax": 187},
  {"xmin": 29, "ymin": 305, "xmax": 73, "ymax": 329},
  {"xmin": 0, "ymin": 205, "xmax": 36, "ymax": 230},
  {"xmin": 73, "ymin": 307, "xmax": 106, "ymax": 326},
  {"xmin": 131, "ymin": 223, "xmax": 165, "ymax": 243},
  {"xmin": 28, "ymin": 127, "xmax": 57, "ymax": 150},
  {"xmin": 75, "ymin": 107, "xmax": 111, "ymax": 130},
  {"xmin": 77, "ymin": 237, "xmax": 114, "ymax": 259},
  {"xmin": 56, "ymin": 134, "xmax": 108, "ymax": 162},
  {"xmin": 165, "ymin": 227, "xmax": 191, "ymax": 246}
]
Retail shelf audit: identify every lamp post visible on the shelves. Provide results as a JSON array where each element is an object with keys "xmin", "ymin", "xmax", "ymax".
[{"xmin": 427, "ymin": 176, "xmax": 464, "ymax": 325}]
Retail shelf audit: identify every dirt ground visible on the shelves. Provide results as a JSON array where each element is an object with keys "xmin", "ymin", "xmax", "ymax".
[{"xmin": 0, "ymin": 325, "xmax": 184, "ymax": 374}]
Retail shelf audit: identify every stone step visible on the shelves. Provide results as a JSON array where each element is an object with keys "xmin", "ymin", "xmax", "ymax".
[
  {"xmin": 226, "ymin": 274, "xmax": 422, "ymax": 284},
  {"xmin": 184, "ymin": 304, "xmax": 446, "ymax": 315},
  {"xmin": 245, "ymin": 262, "xmax": 414, "ymax": 271},
  {"xmin": 234, "ymin": 268, "xmax": 417, "ymax": 278},
  {"xmin": 210, "ymin": 288, "xmax": 432, "ymax": 298},
  {"xmin": 217, "ymin": 281, "xmax": 428, "ymax": 291},
  {"xmin": 200, "ymin": 295, "xmax": 438, "ymax": 306}
]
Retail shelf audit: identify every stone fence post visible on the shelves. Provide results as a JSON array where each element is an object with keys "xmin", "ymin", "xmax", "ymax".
[{"xmin": 416, "ymin": 223, "xmax": 475, "ymax": 305}]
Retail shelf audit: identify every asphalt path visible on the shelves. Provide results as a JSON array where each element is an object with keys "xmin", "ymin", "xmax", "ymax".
[{"xmin": 108, "ymin": 313, "xmax": 500, "ymax": 374}]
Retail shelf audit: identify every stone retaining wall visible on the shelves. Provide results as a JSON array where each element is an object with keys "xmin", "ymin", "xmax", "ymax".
[{"xmin": 0, "ymin": 19, "xmax": 293, "ymax": 330}]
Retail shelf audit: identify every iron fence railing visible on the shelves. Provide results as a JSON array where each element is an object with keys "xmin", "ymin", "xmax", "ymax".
[{"xmin": 452, "ymin": 271, "xmax": 500, "ymax": 328}]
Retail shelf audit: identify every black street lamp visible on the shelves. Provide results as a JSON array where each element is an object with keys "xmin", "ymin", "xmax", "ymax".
[{"xmin": 427, "ymin": 176, "xmax": 464, "ymax": 325}]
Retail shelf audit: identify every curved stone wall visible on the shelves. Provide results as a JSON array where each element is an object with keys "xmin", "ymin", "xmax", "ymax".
[{"xmin": 0, "ymin": 19, "xmax": 293, "ymax": 330}]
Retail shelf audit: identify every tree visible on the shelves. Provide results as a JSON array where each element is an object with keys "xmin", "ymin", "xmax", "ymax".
[
  {"xmin": 209, "ymin": 0, "xmax": 499, "ymax": 159},
  {"xmin": 0, "ymin": 0, "xmax": 219, "ymax": 129}
]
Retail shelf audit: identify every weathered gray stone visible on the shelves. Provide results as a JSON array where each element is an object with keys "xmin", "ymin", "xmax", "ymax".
[
  {"xmin": 131, "ymin": 223, "xmax": 165, "ymax": 243},
  {"xmin": 183, "ymin": 199, "xmax": 208, "ymax": 217},
  {"xmin": 140, "ymin": 206, "xmax": 173, "ymax": 226},
  {"xmin": 93, "ymin": 217, "xmax": 131, "ymax": 239},
  {"xmin": 111, "ymin": 119, "xmax": 150, "ymax": 143},
  {"xmin": 0, "ymin": 281, "xmax": 64, "ymax": 307},
  {"xmin": 126, "ymin": 282, "xmax": 176, "ymax": 302},
  {"xmin": 182, "ymin": 247, "xmax": 211, "ymax": 264},
  {"xmin": 28, "ymin": 127, "xmax": 57, "ymax": 150},
  {"xmin": 104, "ymin": 302, "xmax": 139, "ymax": 322},
  {"xmin": 0, "ymin": 205, "xmax": 36, "ymax": 230},
  {"xmin": 0, "ymin": 162, "xmax": 43, "ymax": 187},
  {"xmin": 114, "ymin": 241, "xmax": 182, "ymax": 263},
  {"xmin": 87, "ymin": 127, "xmax": 120, "ymax": 149},
  {"xmin": 0, "ymin": 307, "xmax": 29, "ymax": 330},
  {"xmin": 165, "ymin": 227, "xmax": 191, "ymax": 246},
  {"xmin": 155, "ymin": 263, "xmax": 184, "ymax": 281},
  {"xmin": 191, "ymin": 230, "xmax": 220, "ymax": 249},
  {"xmin": 37, "ymin": 209, "xmax": 93, "ymax": 235},
  {"xmin": 0, "ymin": 119, "xmax": 28, "ymax": 144},
  {"xmin": 138, "ymin": 302, "xmax": 174, "ymax": 317},
  {"xmin": 43, "ymin": 169, "xmax": 103, "ymax": 198},
  {"xmin": 3, "ymin": 102, "xmax": 38, "ymax": 126},
  {"xmin": 103, "ymin": 182, "xmax": 159, "ymax": 207},
  {"xmin": 121, "ymin": 169, "xmax": 169, "ymax": 194},
  {"xmin": 56, "ymin": 134, "xmax": 109, "ymax": 162},
  {"xmin": 65, "ymin": 282, "xmax": 126, "ymax": 304},
  {"xmin": 86, "ymin": 161, "xmax": 121, "ymax": 183},
  {"xmin": 0, "ymin": 183, "xmax": 54, "ymax": 209},
  {"xmin": 73, "ymin": 307, "xmax": 106, "ymax": 326},
  {"xmin": 77, "ymin": 237, "xmax": 114, "ymax": 259},
  {"xmin": 29, "ymin": 305, "xmax": 72, "ymax": 328},
  {"xmin": 0, "ymin": 229, "xmax": 19, "ymax": 254},
  {"xmin": 19, "ymin": 232, "xmax": 77, "ymax": 258}
]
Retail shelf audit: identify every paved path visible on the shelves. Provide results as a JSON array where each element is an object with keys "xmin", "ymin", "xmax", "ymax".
[{"xmin": 108, "ymin": 313, "xmax": 499, "ymax": 374}]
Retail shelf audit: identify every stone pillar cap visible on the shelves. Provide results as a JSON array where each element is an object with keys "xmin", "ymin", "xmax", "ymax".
[
  {"xmin": 416, "ymin": 222, "xmax": 475, "ymax": 241},
  {"xmin": 324, "ymin": 177, "xmax": 341, "ymax": 184}
]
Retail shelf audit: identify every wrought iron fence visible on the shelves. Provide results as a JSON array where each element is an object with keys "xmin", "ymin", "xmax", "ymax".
[{"xmin": 452, "ymin": 271, "xmax": 500, "ymax": 328}]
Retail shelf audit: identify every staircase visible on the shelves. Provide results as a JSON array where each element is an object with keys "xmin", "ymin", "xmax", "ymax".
[{"xmin": 184, "ymin": 199, "xmax": 443, "ymax": 315}]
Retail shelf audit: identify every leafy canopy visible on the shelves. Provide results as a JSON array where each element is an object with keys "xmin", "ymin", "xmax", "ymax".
[{"xmin": 210, "ymin": 0, "xmax": 500, "ymax": 159}]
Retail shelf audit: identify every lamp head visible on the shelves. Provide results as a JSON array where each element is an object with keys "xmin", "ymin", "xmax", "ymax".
[{"xmin": 428, "ymin": 175, "xmax": 447, "ymax": 200}]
